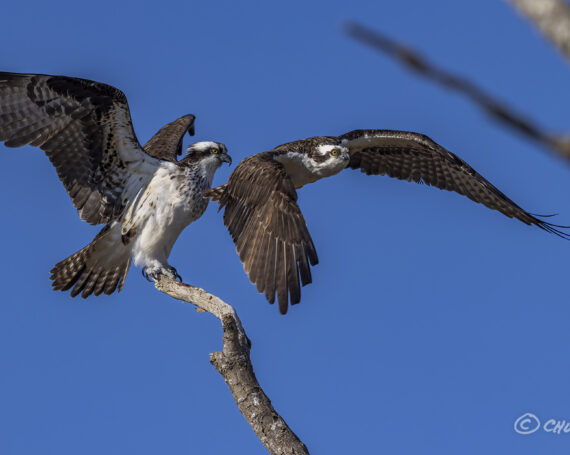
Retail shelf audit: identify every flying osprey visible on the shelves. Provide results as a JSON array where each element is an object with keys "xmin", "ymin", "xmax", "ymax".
[
  {"xmin": 0, "ymin": 72, "xmax": 231, "ymax": 297},
  {"xmin": 210, "ymin": 131, "xmax": 569, "ymax": 314}
]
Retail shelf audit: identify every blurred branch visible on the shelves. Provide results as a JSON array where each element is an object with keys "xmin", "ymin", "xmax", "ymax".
[
  {"xmin": 345, "ymin": 21, "xmax": 570, "ymax": 160},
  {"xmin": 155, "ymin": 277, "xmax": 310, "ymax": 455},
  {"xmin": 508, "ymin": 0, "xmax": 570, "ymax": 63}
]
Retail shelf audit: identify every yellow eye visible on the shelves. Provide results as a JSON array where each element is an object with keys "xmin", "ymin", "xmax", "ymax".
[
  {"xmin": 330, "ymin": 149, "xmax": 339, "ymax": 156},
  {"xmin": 212, "ymin": 149, "xmax": 219, "ymax": 154}
]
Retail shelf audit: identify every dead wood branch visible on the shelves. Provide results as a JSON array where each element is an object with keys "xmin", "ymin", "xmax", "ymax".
[
  {"xmin": 508, "ymin": 0, "xmax": 570, "ymax": 63},
  {"xmin": 345, "ymin": 21, "xmax": 570, "ymax": 160},
  {"xmin": 154, "ymin": 276, "xmax": 310, "ymax": 455}
]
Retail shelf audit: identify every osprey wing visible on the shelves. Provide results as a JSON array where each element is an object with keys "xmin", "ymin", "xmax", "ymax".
[
  {"xmin": 216, "ymin": 152, "xmax": 318, "ymax": 314},
  {"xmin": 341, "ymin": 129, "xmax": 569, "ymax": 238},
  {"xmin": 143, "ymin": 114, "xmax": 195, "ymax": 162},
  {"xmin": 0, "ymin": 72, "xmax": 159, "ymax": 225}
]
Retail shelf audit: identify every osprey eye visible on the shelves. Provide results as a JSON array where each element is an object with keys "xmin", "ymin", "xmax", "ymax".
[
  {"xmin": 212, "ymin": 149, "xmax": 219, "ymax": 154},
  {"xmin": 330, "ymin": 149, "xmax": 339, "ymax": 156}
]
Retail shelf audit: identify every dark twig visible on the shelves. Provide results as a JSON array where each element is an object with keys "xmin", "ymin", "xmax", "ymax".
[
  {"xmin": 345, "ymin": 21, "xmax": 570, "ymax": 160},
  {"xmin": 155, "ymin": 276, "xmax": 310, "ymax": 455}
]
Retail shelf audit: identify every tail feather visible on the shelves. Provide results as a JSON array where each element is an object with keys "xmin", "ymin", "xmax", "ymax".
[{"xmin": 50, "ymin": 225, "xmax": 132, "ymax": 298}]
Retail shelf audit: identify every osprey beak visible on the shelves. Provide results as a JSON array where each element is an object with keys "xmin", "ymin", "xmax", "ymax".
[{"xmin": 221, "ymin": 154, "xmax": 232, "ymax": 166}]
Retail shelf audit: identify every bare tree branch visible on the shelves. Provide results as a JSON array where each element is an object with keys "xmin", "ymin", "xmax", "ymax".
[
  {"xmin": 154, "ymin": 276, "xmax": 310, "ymax": 455},
  {"xmin": 508, "ymin": 0, "xmax": 570, "ymax": 63},
  {"xmin": 345, "ymin": 21, "xmax": 570, "ymax": 160}
]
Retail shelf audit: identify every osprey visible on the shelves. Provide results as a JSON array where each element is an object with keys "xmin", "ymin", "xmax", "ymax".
[
  {"xmin": 0, "ymin": 72, "xmax": 231, "ymax": 297},
  {"xmin": 210, "ymin": 131, "xmax": 569, "ymax": 314}
]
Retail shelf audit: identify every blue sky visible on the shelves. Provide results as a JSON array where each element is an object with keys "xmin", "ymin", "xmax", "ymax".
[{"xmin": 2, "ymin": 0, "xmax": 570, "ymax": 453}]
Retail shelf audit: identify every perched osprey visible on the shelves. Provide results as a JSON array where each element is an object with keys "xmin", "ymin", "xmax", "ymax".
[
  {"xmin": 210, "ymin": 131, "xmax": 569, "ymax": 314},
  {"xmin": 0, "ymin": 72, "xmax": 231, "ymax": 297}
]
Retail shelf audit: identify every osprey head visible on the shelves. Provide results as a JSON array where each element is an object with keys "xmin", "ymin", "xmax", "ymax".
[
  {"xmin": 184, "ymin": 141, "xmax": 232, "ymax": 166},
  {"xmin": 274, "ymin": 138, "xmax": 350, "ymax": 188},
  {"xmin": 306, "ymin": 142, "xmax": 350, "ymax": 177}
]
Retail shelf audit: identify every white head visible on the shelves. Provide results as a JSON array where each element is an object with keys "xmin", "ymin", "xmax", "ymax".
[
  {"xmin": 180, "ymin": 141, "xmax": 232, "ymax": 186},
  {"xmin": 273, "ymin": 139, "xmax": 351, "ymax": 188},
  {"xmin": 183, "ymin": 141, "xmax": 231, "ymax": 165},
  {"xmin": 307, "ymin": 144, "xmax": 350, "ymax": 177}
]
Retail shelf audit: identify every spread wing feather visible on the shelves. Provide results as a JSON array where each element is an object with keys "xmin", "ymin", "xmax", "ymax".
[
  {"xmin": 215, "ymin": 153, "xmax": 318, "ymax": 314},
  {"xmin": 0, "ymin": 72, "xmax": 159, "ymax": 225},
  {"xmin": 143, "ymin": 114, "xmax": 195, "ymax": 162},
  {"xmin": 341, "ymin": 129, "xmax": 570, "ymax": 238}
]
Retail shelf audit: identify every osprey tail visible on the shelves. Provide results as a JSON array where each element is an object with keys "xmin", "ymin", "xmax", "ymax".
[{"xmin": 50, "ymin": 225, "xmax": 132, "ymax": 298}]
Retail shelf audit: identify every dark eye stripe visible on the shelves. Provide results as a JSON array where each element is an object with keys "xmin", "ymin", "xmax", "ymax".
[{"xmin": 311, "ymin": 154, "xmax": 329, "ymax": 163}]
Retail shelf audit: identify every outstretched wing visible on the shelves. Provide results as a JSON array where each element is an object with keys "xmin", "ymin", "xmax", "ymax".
[
  {"xmin": 215, "ymin": 152, "xmax": 318, "ymax": 314},
  {"xmin": 0, "ymin": 72, "xmax": 159, "ymax": 225},
  {"xmin": 143, "ymin": 114, "xmax": 195, "ymax": 162},
  {"xmin": 341, "ymin": 129, "xmax": 569, "ymax": 237}
]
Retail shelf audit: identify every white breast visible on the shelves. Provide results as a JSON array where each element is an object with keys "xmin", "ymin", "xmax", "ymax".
[{"xmin": 124, "ymin": 162, "xmax": 210, "ymax": 268}]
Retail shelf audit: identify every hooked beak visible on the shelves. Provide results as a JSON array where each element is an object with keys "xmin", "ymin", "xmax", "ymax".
[{"xmin": 220, "ymin": 154, "xmax": 232, "ymax": 166}]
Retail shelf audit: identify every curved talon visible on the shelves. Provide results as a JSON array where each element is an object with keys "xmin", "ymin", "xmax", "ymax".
[
  {"xmin": 142, "ymin": 265, "xmax": 182, "ymax": 283},
  {"xmin": 142, "ymin": 267, "xmax": 152, "ymax": 282},
  {"xmin": 168, "ymin": 266, "xmax": 183, "ymax": 282}
]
